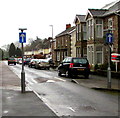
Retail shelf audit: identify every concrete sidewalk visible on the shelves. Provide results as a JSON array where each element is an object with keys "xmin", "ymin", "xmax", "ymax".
[
  {"xmin": 0, "ymin": 62, "xmax": 58, "ymax": 117},
  {"xmin": 71, "ymin": 74, "xmax": 119, "ymax": 92}
]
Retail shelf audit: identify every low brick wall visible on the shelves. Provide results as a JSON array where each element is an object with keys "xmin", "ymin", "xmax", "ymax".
[{"xmin": 91, "ymin": 69, "xmax": 120, "ymax": 79}]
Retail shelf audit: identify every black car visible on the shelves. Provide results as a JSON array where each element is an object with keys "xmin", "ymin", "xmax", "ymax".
[{"xmin": 58, "ymin": 57, "xmax": 90, "ymax": 78}]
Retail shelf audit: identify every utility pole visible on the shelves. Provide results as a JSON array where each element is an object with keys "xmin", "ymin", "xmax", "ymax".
[{"xmin": 19, "ymin": 28, "xmax": 27, "ymax": 93}]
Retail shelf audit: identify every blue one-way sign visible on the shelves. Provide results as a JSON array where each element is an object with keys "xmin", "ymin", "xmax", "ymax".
[
  {"xmin": 106, "ymin": 33, "xmax": 113, "ymax": 44},
  {"xmin": 19, "ymin": 32, "xmax": 26, "ymax": 43}
]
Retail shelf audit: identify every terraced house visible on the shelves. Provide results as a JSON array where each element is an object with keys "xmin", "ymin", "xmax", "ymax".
[
  {"xmin": 53, "ymin": 0, "xmax": 120, "ymax": 68},
  {"xmin": 54, "ymin": 24, "xmax": 76, "ymax": 66},
  {"xmin": 85, "ymin": 0, "xmax": 120, "ymax": 69}
]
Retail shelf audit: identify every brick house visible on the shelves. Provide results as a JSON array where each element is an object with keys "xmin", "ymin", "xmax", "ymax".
[
  {"xmin": 74, "ymin": 15, "xmax": 87, "ymax": 58},
  {"xmin": 85, "ymin": 0, "xmax": 120, "ymax": 69},
  {"xmin": 54, "ymin": 24, "xmax": 76, "ymax": 66}
]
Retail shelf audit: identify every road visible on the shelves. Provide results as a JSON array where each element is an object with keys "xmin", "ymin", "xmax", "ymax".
[{"xmin": 4, "ymin": 61, "xmax": 118, "ymax": 117}]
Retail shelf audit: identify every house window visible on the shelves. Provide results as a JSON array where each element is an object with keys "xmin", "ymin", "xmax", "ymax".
[
  {"xmin": 108, "ymin": 18, "xmax": 113, "ymax": 33},
  {"xmin": 87, "ymin": 19, "xmax": 94, "ymax": 39},
  {"xmin": 96, "ymin": 46, "xmax": 103, "ymax": 64},
  {"xmin": 76, "ymin": 24, "xmax": 81, "ymax": 41},
  {"xmin": 87, "ymin": 46, "xmax": 94, "ymax": 65},
  {"xmin": 76, "ymin": 47, "xmax": 81, "ymax": 57},
  {"xmin": 57, "ymin": 51, "xmax": 60, "ymax": 61},
  {"xmin": 96, "ymin": 19, "xmax": 103, "ymax": 38},
  {"xmin": 83, "ymin": 24, "xmax": 87, "ymax": 40}
]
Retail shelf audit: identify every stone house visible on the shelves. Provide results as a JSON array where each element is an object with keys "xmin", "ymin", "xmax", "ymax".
[
  {"xmin": 85, "ymin": 0, "xmax": 120, "ymax": 69},
  {"xmin": 74, "ymin": 15, "xmax": 87, "ymax": 58},
  {"xmin": 54, "ymin": 24, "xmax": 76, "ymax": 66}
]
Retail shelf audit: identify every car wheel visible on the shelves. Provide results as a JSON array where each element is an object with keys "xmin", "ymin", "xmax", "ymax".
[
  {"xmin": 66, "ymin": 71, "xmax": 71, "ymax": 78},
  {"xmin": 14, "ymin": 63, "xmax": 16, "ymax": 65},
  {"xmin": 85, "ymin": 74, "xmax": 89, "ymax": 79},
  {"xmin": 58, "ymin": 71, "xmax": 62, "ymax": 76}
]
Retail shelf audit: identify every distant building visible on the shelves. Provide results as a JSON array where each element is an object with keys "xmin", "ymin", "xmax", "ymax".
[{"xmin": 54, "ymin": 24, "xmax": 76, "ymax": 66}]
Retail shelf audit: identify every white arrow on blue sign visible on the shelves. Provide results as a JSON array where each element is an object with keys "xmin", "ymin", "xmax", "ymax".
[
  {"xmin": 19, "ymin": 32, "xmax": 26, "ymax": 43},
  {"xmin": 106, "ymin": 33, "xmax": 113, "ymax": 44}
]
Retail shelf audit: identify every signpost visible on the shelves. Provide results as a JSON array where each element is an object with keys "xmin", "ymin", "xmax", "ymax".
[
  {"xmin": 106, "ymin": 33, "xmax": 113, "ymax": 89},
  {"xmin": 111, "ymin": 53, "xmax": 120, "ymax": 72},
  {"xmin": 19, "ymin": 28, "xmax": 27, "ymax": 93}
]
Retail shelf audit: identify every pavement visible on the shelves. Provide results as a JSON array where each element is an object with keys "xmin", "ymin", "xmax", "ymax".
[
  {"xmin": 71, "ymin": 74, "xmax": 120, "ymax": 92},
  {"xmin": 0, "ymin": 62, "xmax": 59, "ymax": 117},
  {"xmin": 0, "ymin": 61, "xmax": 119, "ymax": 117}
]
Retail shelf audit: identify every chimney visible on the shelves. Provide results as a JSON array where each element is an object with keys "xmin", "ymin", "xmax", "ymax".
[{"xmin": 66, "ymin": 24, "xmax": 71, "ymax": 29}]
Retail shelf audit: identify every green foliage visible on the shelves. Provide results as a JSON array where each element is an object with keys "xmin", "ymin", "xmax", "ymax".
[
  {"xmin": 24, "ymin": 37, "xmax": 50, "ymax": 51},
  {"xmin": 0, "ymin": 48, "xmax": 4, "ymax": 60},
  {"xmin": 9, "ymin": 43, "xmax": 16, "ymax": 57},
  {"xmin": 16, "ymin": 47, "xmax": 22, "ymax": 57},
  {"xmin": 95, "ymin": 62, "xmax": 116, "ymax": 71}
]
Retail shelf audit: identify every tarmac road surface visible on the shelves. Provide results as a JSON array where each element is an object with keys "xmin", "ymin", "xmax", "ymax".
[{"xmin": 1, "ymin": 61, "xmax": 119, "ymax": 117}]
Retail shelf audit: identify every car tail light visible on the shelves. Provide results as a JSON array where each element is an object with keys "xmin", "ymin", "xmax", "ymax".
[
  {"xmin": 69, "ymin": 63, "xmax": 74, "ymax": 68},
  {"xmin": 88, "ymin": 64, "xmax": 90, "ymax": 69}
]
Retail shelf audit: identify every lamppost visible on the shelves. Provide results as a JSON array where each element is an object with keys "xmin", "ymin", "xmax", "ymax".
[
  {"xmin": 19, "ymin": 28, "xmax": 27, "ymax": 93},
  {"xmin": 49, "ymin": 25, "xmax": 53, "ymax": 58},
  {"xmin": 49, "ymin": 25, "xmax": 53, "ymax": 39}
]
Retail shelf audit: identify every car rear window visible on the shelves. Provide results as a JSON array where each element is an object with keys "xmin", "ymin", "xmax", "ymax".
[
  {"xmin": 9, "ymin": 58, "xmax": 15, "ymax": 60},
  {"xmin": 72, "ymin": 58, "xmax": 88, "ymax": 64}
]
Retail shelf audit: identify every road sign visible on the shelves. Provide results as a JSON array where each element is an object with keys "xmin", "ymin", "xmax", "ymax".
[
  {"xmin": 19, "ymin": 32, "xmax": 26, "ymax": 43},
  {"xmin": 106, "ymin": 33, "xmax": 113, "ymax": 44},
  {"xmin": 111, "ymin": 53, "xmax": 120, "ymax": 62}
]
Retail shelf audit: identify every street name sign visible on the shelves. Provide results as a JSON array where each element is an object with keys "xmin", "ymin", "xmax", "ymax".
[{"xmin": 19, "ymin": 32, "xmax": 26, "ymax": 43}]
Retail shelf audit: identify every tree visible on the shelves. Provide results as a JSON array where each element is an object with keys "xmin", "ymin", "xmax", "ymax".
[
  {"xmin": 8, "ymin": 43, "xmax": 16, "ymax": 57},
  {"xmin": 16, "ymin": 47, "xmax": 22, "ymax": 57},
  {"xmin": 0, "ymin": 48, "xmax": 4, "ymax": 60}
]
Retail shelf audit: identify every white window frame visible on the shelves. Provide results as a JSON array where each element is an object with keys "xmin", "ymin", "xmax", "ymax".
[
  {"xmin": 87, "ymin": 18, "xmax": 94, "ymax": 40},
  {"xmin": 96, "ymin": 19, "xmax": 103, "ymax": 38}
]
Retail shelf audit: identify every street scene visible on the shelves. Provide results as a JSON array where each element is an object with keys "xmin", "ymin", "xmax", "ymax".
[
  {"xmin": 0, "ymin": 0, "xmax": 120, "ymax": 117},
  {"xmin": 0, "ymin": 60, "xmax": 119, "ymax": 117}
]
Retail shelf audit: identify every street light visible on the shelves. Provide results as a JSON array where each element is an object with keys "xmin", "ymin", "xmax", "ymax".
[{"xmin": 49, "ymin": 25, "xmax": 53, "ymax": 39}]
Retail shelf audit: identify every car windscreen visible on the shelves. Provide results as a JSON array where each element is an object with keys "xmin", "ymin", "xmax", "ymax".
[{"xmin": 72, "ymin": 58, "xmax": 88, "ymax": 64}]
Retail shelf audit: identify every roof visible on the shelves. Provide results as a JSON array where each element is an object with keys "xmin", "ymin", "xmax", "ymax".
[
  {"xmin": 76, "ymin": 15, "xmax": 86, "ymax": 22},
  {"xmin": 103, "ymin": 0, "xmax": 120, "ymax": 16},
  {"xmin": 56, "ymin": 26, "xmax": 76, "ymax": 38},
  {"xmin": 86, "ymin": 0, "xmax": 120, "ymax": 18},
  {"xmin": 88, "ymin": 9, "xmax": 107, "ymax": 17}
]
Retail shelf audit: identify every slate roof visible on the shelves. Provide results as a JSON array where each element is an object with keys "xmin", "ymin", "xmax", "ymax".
[
  {"xmin": 88, "ymin": 9, "xmax": 107, "ymax": 17},
  {"xmin": 103, "ymin": 0, "xmax": 120, "ymax": 16},
  {"xmin": 76, "ymin": 15, "xmax": 86, "ymax": 22},
  {"xmin": 56, "ymin": 26, "xmax": 76, "ymax": 38},
  {"xmin": 87, "ymin": 0, "xmax": 120, "ymax": 17}
]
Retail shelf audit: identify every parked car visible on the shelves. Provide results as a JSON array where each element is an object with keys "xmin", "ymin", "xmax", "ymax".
[
  {"xmin": 24, "ymin": 58, "xmax": 31, "ymax": 65},
  {"xmin": 8, "ymin": 57, "xmax": 16, "ymax": 65},
  {"xmin": 34, "ymin": 59, "xmax": 51, "ymax": 70},
  {"xmin": 58, "ymin": 57, "xmax": 90, "ymax": 78},
  {"xmin": 28, "ymin": 59, "xmax": 38, "ymax": 68}
]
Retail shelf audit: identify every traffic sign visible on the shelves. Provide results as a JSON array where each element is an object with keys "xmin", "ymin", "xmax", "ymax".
[
  {"xmin": 106, "ymin": 33, "xmax": 113, "ymax": 44},
  {"xmin": 111, "ymin": 53, "xmax": 120, "ymax": 62},
  {"xmin": 19, "ymin": 32, "xmax": 26, "ymax": 43}
]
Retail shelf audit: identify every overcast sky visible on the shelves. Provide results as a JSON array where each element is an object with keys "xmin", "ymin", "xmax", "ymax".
[{"xmin": 0, "ymin": 0, "xmax": 115, "ymax": 48}]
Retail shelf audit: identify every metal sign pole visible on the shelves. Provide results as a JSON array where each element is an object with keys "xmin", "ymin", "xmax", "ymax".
[
  {"xmin": 19, "ymin": 28, "xmax": 27, "ymax": 93},
  {"xmin": 107, "ymin": 44, "xmax": 111, "ymax": 89},
  {"xmin": 21, "ymin": 42, "xmax": 25, "ymax": 93}
]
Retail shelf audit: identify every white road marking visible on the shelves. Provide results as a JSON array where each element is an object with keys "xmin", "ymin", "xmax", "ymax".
[
  {"xmin": 54, "ymin": 77, "xmax": 66, "ymax": 82},
  {"xmin": 67, "ymin": 107, "xmax": 75, "ymax": 112}
]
